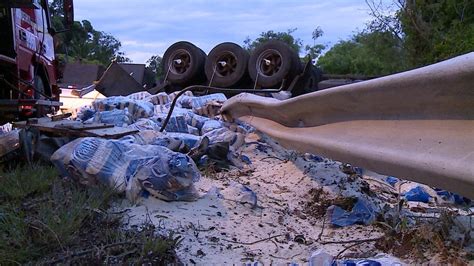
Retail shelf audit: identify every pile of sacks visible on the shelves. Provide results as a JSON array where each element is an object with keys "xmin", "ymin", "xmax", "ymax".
[{"xmin": 52, "ymin": 91, "xmax": 250, "ymax": 202}]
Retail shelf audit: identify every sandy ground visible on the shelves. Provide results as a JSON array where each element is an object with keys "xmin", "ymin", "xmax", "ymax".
[{"xmin": 118, "ymin": 132, "xmax": 411, "ymax": 264}]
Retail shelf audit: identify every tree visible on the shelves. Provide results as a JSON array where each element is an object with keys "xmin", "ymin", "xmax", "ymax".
[
  {"xmin": 49, "ymin": 0, "xmax": 130, "ymax": 66},
  {"xmin": 243, "ymin": 27, "xmax": 326, "ymax": 64},
  {"xmin": 366, "ymin": 0, "xmax": 474, "ymax": 67},
  {"xmin": 398, "ymin": 0, "xmax": 474, "ymax": 66},
  {"xmin": 317, "ymin": 29, "xmax": 406, "ymax": 76},
  {"xmin": 243, "ymin": 28, "xmax": 303, "ymax": 53},
  {"xmin": 318, "ymin": 0, "xmax": 474, "ymax": 76},
  {"xmin": 146, "ymin": 55, "xmax": 164, "ymax": 81},
  {"xmin": 305, "ymin": 27, "xmax": 326, "ymax": 63}
]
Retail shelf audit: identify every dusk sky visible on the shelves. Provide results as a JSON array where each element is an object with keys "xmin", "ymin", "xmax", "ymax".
[{"xmin": 74, "ymin": 0, "xmax": 372, "ymax": 63}]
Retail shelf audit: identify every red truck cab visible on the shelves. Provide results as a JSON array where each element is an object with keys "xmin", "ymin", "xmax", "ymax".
[{"xmin": 0, "ymin": 0, "xmax": 73, "ymax": 123}]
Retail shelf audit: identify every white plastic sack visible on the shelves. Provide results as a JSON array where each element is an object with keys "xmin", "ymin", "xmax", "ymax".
[
  {"xmin": 127, "ymin": 118, "xmax": 160, "ymax": 131},
  {"xmin": 0, "ymin": 129, "xmax": 19, "ymax": 157},
  {"xmin": 204, "ymin": 127, "xmax": 245, "ymax": 151},
  {"xmin": 126, "ymin": 91, "xmax": 152, "ymax": 101},
  {"xmin": 51, "ymin": 137, "xmax": 200, "ymax": 202},
  {"xmin": 201, "ymin": 119, "xmax": 223, "ymax": 135},
  {"xmin": 93, "ymin": 108, "xmax": 132, "ymax": 127},
  {"xmin": 119, "ymin": 130, "xmax": 164, "ymax": 145},
  {"xmin": 92, "ymin": 96, "xmax": 154, "ymax": 121},
  {"xmin": 191, "ymin": 93, "xmax": 227, "ymax": 112}
]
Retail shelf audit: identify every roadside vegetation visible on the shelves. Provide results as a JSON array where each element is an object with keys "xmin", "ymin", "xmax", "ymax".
[
  {"xmin": 0, "ymin": 164, "xmax": 180, "ymax": 265},
  {"xmin": 244, "ymin": 0, "xmax": 474, "ymax": 77}
]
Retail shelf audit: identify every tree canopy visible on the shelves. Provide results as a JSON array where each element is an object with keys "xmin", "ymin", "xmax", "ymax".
[
  {"xmin": 243, "ymin": 28, "xmax": 303, "ymax": 54},
  {"xmin": 145, "ymin": 55, "xmax": 164, "ymax": 82},
  {"xmin": 243, "ymin": 27, "xmax": 326, "ymax": 63},
  {"xmin": 398, "ymin": 0, "xmax": 474, "ymax": 67},
  {"xmin": 317, "ymin": 0, "xmax": 474, "ymax": 76},
  {"xmin": 49, "ymin": 0, "xmax": 130, "ymax": 66},
  {"xmin": 317, "ymin": 30, "xmax": 407, "ymax": 76}
]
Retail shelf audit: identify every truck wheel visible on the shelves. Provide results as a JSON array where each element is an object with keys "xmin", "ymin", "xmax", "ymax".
[
  {"xmin": 248, "ymin": 40, "xmax": 298, "ymax": 88},
  {"xmin": 34, "ymin": 75, "xmax": 46, "ymax": 99},
  {"xmin": 205, "ymin": 42, "xmax": 249, "ymax": 87},
  {"xmin": 162, "ymin": 41, "xmax": 206, "ymax": 86},
  {"xmin": 33, "ymin": 75, "xmax": 51, "ymax": 117},
  {"xmin": 304, "ymin": 66, "xmax": 323, "ymax": 93}
]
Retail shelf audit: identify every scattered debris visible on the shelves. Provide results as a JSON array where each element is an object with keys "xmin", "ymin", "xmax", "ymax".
[
  {"xmin": 2, "ymin": 87, "xmax": 472, "ymax": 264},
  {"xmin": 385, "ymin": 176, "xmax": 399, "ymax": 187},
  {"xmin": 0, "ymin": 127, "xmax": 19, "ymax": 160},
  {"xmin": 403, "ymin": 186, "xmax": 431, "ymax": 203},
  {"xmin": 328, "ymin": 197, "xmax": 377, "ymax": 227},
  {"xmin": 222, "ymin": 181, "xmax": 258, "ymax": 209},
  {"xmin": 375, "ymin": 210, "xmax": 473, "ymax": 264}
]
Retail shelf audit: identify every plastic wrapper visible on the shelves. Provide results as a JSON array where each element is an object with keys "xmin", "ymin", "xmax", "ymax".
[
  {"xmin": 76, "ymin": 105, "xmax": 96, "ymax": 121},
  {"xmin": 169, "ymin": 90, "xmax": 194, "ymax": 103},
  {"xmin": 160, "ymin": 133, "xmax": 202, "ymax": 149},
  {"xmin": 187, "ymin": 125, "xmax": 200, "ymax": 135},
  {"xmin": 157, "ymin": 106, "xmax": 192, "ymax": 117},
  {"xmin": 146, "ymin": 92, "xmax": 169, "ymax": 106},
  {"xmin": 0, "ymin": 123, "xmax": 13, "ymax": 133},
  {"xmin": 162, "ymin": 116, "xmax": 188, "ymax": 133},
  {"xmin": 126, "ymin": 91, "xmax": 152, "ymax": 101},
  {"xmin": 177, "ymin": 95, "xmax": 194, "ymax": 109},
  {"xmin": 223, "ymin": 121, "xmax": 252, "ymax": 134},
  {"xmin": 127, "ymin": 118, "xmax": 161, "ymax": 131},
  {"xmin": 204, "ymin": 127, "xmax": 245, "ymax": 151},
  {"xmin": 92, "ymin": 96, "xmax": 154, "ymax": 121},
  {"xmin": 221, "ymin": 181, "xmax": 258, "ymax": 208},
  {"xmin": 434, "ymin": 188, "xmax": 471, "ymax": 205},
  {"xmin": 50, "ymin": 137, "xmax": 200, "ymax": 202},
  {"xmin": 193, "ymin": 100, "xmax": 223, "ymax": 117},
  {"xmin": 385, "ymin": 176, "xmax": 399, "ymax": 187},
  {"xmin": 120, "ymin": 131, "xmax": 185, "ymax": 152},
  {"xmin": 153, "ymin": 108, "xmax": 192, "ymax": 133},
  {"xmin": 93, "ymin": 108, "xmax": 132, "ymax": 127},
  {"xmin": 191, "ymin": 93, "xmax": 227, "ymax": 112},
  {"xmin": 0, "ymin": 129, "xmax": 20, "ymax": 158},
  {"xmin": 403, "ymin": 186, "xmax": 431, "ymax": 203},
  {"xmin": 185, "ymin": 111, "xmax": 210, "ymax": 129},
  {"xmin": 309, "ymin": 250, "xmax": 403, "ymax": 266},
  {"xmin": 201, "ymin": 119, "xmax": 223, "ymax": 135},
  {"xmin": 328, "ymin": 197, "xmax": 376, "ymax": 227},
  {"xmin": 119, "ymin": 130, "xmax": 164, "ymax": 145}
]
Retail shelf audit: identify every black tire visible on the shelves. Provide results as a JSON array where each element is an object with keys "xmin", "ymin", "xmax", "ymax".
[
  {"xmin": 33, "ymin": 75, "xmax": 46, "ymax": 99},
  {"xmin": 304, "ymin": 66, "xmax": 323, "ymax": 93},
  {"xmin": 205, "ymin": 42, "xmax": 249, "ymax": 87},
  {"xmin": 162, "ymin": 41, "xmax": 206, "ymax": 86},
  {"xmin": 33, "ymin": 75, "xmax": 51, "ymax": 117},
  {"xmin": 248, "ymin": 40, "xmax": 299, "ymax": 88}
]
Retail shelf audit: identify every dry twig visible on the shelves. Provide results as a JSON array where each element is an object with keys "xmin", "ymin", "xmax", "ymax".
[{"xmin": 222, "ymin": 234, "xmax": 285, "ymax": 245}]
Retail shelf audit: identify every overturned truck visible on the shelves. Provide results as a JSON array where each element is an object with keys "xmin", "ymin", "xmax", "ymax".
[{"xmin": 154, "ymin": 41, "xmax": 321, "ymax": 97}]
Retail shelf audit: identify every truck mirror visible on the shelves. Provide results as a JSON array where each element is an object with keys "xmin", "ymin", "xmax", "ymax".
[{"xmin": 63, "ymin": 0, "xmax": 74, "ymax": 27}]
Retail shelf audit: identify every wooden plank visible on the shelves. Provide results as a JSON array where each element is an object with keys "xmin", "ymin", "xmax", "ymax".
[
  {"xmin": 51, "ymin": 113, "xmax": 72, "ymax": 121},
  {"xmin": 56, "ymin": 123, "xmax": 114, "ymax": 131},
  {"xmin": 0, "ymin": 99, "xmax": 62, "ymax": 107},
  {"xmin": 13, "ymin": 118, "xmax": 138, "ymax": 139},
  {"xmin": 85, "ymin": 127, "xmax": 139, "ymax": 139}
]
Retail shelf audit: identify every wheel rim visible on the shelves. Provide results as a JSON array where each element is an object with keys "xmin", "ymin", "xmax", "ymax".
[
  {"xmin": 256, "ymin": 49, "xmax": 282, "ymax": 77},
  {"xmin": 168, "ymin": 49, "xmax": 192, "ymax": 75},
  {"xmin": 215, "ymin": 51, "xmax": 237, "ymax": 77}
]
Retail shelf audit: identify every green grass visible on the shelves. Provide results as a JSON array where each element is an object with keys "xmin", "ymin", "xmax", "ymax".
[{"xmin": 0, "ymin": 164, "xmax": 179, "ymax": 265}]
